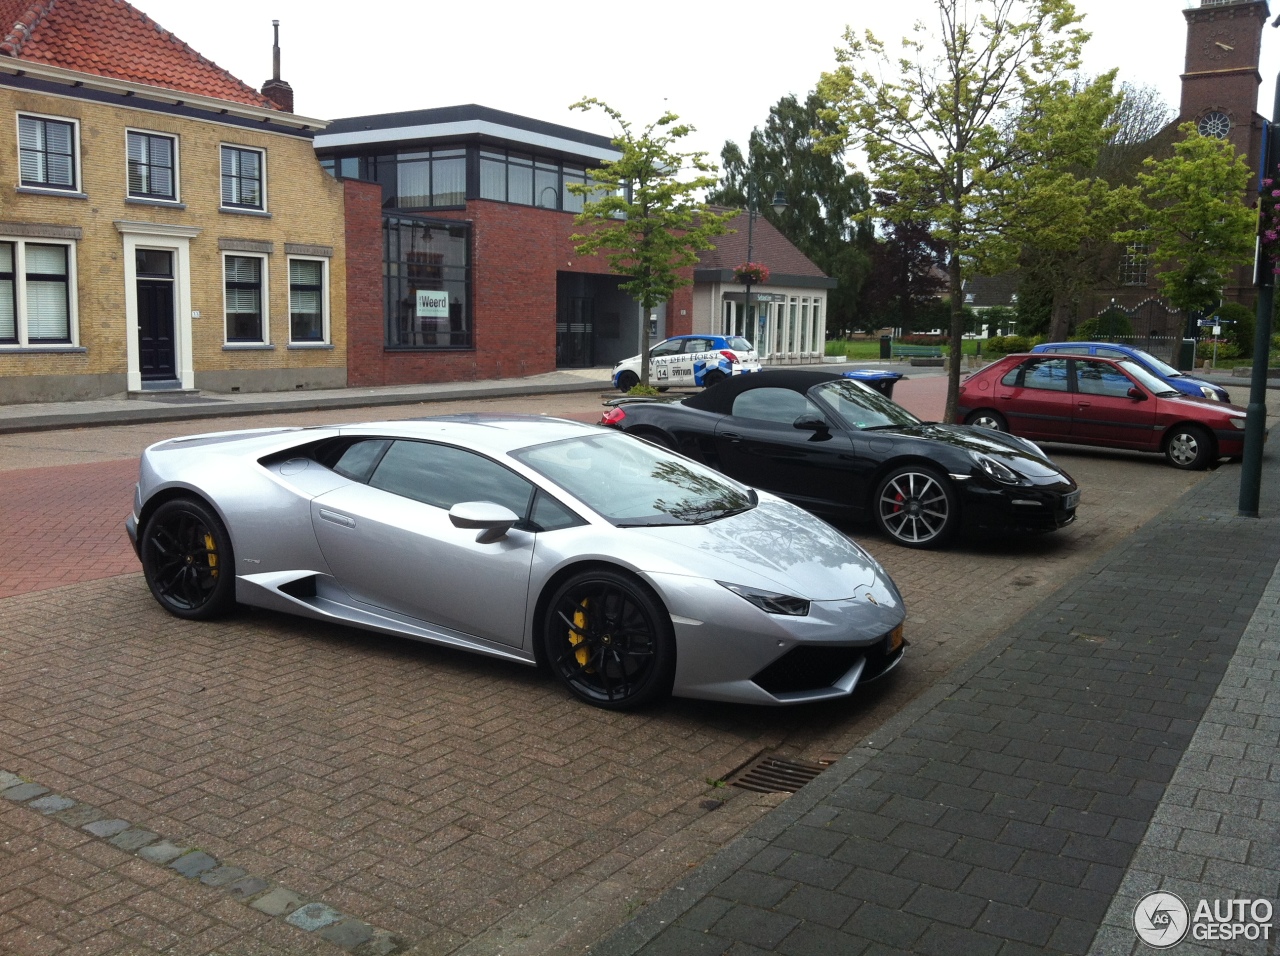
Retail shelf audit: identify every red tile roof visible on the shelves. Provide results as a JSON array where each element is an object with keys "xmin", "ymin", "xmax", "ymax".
[
  {"xmin": 700, "ymin": 208, "xmax": 829, "ymax": 279},
  {"xmin": 0, "ymin": 0, "xmax": 277, "ymax": 110}
]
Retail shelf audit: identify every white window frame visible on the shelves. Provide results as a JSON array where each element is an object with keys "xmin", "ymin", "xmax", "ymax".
[
  {"xmin": 287, "ymin": 255, "xmax": 330, "ymax": 345},
  {"xmin": 0, "ymin": 237, "xmax": 79, "ymax": 348},
  {"xmin": 125, "ymin": 128, "xmax": 180, "ymax": 203},
  {"xmin": 219, "ymin": 143, "xmax": 267, "ymax": 212},
  {"xmin": 222, "ymin": 252, "xmax": 270, "ymax": 345},
  {"xmin": 16, "ymin": 112, "xmax": 81, "ymax": 194}
]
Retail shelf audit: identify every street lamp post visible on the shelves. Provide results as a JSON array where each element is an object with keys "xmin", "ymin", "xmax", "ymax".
[
  {"xmin": 1240, "ymin": 66, "xmax": 1280, "ymax": 517},
  {"xmin": 741, "ymin": 178, "xmax": 787, "ymax": 349}
]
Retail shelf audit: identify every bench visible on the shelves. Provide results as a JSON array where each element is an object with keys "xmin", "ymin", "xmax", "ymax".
[{"xmin": 890, "ymin": 344, "xmax": 944, "ymax": 361}]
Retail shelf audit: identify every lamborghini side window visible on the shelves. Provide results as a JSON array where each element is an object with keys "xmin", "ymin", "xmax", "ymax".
[
  {"xmin": 369, "ymin": 440, "xmax": 535, "ymax": 517},
  {"xmin": 528, "ymin": 490, "xmax": 584, "ymax": 532},
  {"xmin": 332, "ymin": 439, "xmax": 390, "ymax": 482}
]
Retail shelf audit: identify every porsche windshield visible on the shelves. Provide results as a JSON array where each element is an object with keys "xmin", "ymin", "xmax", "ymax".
[
  {"xmin": 812, "ymin": 379, "xmax": 922, "ymax": 429},
  {"xmin": 513, "ymin": 432, "xmax": 756, "ymax": 526}
]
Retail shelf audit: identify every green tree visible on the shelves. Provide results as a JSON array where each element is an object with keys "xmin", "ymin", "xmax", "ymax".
[
  {"xmin": 1117, "ymin": 124, "xmax": 1255, "ymax": 316},
  {"xmin": 568, "ymin": 98, "xmax": 732, "ymax": 389},
  {"xmin": 708, "ymin": 92, "xmax": 874, "ymax": 332},
  {"xmin": 1021, "ymin": 81, "xmax": 1173, "ymax": 340},
  {"xmin": 819, "ymin": 0, "xmax": 1104, "ymax": 421}
]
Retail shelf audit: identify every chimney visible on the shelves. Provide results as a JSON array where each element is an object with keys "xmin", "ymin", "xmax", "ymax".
[{"xmin": 260, "ymin": 20, "xmax": 294, "ymax": 112}]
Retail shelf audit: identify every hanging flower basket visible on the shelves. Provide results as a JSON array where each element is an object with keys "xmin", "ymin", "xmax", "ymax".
[
  {"xmin": 733, "ymin": 262, "xmax": 770, "ymax": 285},
  {"xmin": 1260, "ymin": 168, "xmax": 1280, "ymax": 274}
]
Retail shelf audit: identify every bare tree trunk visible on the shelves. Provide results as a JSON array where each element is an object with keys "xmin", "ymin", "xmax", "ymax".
[
  {"xmin": 638, "ymin": 303, "xmax": 650, "ymax": 389},
  {"xmin": 945, "ymin": 252, "xmax": 964, "ymax": 424},
  {"xmin": 1048, "ymin": 295, "xmax": 1073, "ymax": 342}
]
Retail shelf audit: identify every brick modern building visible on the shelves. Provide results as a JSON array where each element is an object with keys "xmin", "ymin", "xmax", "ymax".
[
  {"xmin": 315, "ymin": 106, "xmax": 654, "ymax": 388},
  {"xmin": 0, "ymin": 0, "xmax": 349, "ymax": 404},
  {"xmin": 315, "ymin": 106, "xmax": 835, "ymax": 387}
]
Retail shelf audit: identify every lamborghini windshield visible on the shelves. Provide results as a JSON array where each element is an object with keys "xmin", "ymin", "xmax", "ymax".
[{"xmin": 513, "ymin": 432, "xmax": 756, "ymax": 527}]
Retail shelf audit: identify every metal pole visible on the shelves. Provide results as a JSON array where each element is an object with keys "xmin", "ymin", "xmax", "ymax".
[
  {"xmin": 744, "ymin": 179, "xmax": 755, "ymax": 342},
  {"xmin": 1238, "ymin": 79, "xmax": 1280, "ymax": 517}
]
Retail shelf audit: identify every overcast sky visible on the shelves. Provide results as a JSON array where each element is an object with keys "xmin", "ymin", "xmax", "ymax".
[{"xmin": 135, "ymin": 0, "xmax": 1280, "ymax": 166}]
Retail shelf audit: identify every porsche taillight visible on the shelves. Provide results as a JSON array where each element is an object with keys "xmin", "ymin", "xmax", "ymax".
[{"xmin": 600, "ymin": 407, "xmax": 626, "ymax": 426}]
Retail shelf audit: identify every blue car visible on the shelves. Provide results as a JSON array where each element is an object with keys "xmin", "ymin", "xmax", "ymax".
[{"xmin": 1029, "ymin": 342, "xmax": 1231, "ymax": 402}]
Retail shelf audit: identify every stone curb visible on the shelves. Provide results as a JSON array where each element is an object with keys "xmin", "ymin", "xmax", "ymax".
[
  {"xmin": 0, "ymin": 771, "xmax": 408, "ymax": 954},
  {"xmin": 0, "ymin": 378, "xmax": 611, "ymax": 435}
]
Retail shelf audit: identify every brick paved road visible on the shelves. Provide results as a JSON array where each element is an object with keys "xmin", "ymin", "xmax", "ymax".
[{"xmin": 0, "ymin": 381, "xmax": 1272, "ymax": 955}]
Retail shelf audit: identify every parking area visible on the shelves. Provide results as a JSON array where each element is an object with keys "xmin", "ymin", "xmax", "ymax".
[{"xmin": 0, "ymin": 380, "xmax": 1274, "ymax": 955}]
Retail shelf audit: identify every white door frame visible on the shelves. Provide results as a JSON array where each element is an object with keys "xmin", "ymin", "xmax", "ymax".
[{"xmin": 115, "ymin": 221, "xmax": 200, "ymax": 391}]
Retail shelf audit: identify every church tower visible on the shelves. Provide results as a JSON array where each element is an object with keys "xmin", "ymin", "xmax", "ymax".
[{"xmin": 1180, "ymin": 0, "xmax": 1270, "ymax": 175}]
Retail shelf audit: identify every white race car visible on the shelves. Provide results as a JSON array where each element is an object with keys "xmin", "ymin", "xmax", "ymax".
[{"xmin": 613, "ymin": 334, "xmax": 761, "ymax": 391}]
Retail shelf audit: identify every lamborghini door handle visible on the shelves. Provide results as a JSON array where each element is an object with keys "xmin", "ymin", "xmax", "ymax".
[{"xmin": 318, "ymin": 509, "xmax": 355, "ymax": 528}]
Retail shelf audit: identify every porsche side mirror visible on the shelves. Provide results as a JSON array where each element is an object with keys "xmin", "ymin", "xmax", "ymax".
[
  {"xmin": 1127, "ymin": 387, "xmax": 1147, "ymax": 401},
  {"xmin": 793, "ymin": 415, "xmax": 829, "ymax": 433},
  {"xmin": 449, "ymin": 501, "xmax": 520, "ymax": 544}
]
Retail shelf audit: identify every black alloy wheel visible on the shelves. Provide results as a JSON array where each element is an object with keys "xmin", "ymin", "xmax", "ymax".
[
  {"xmin": 702, "ymin": 370, "xmax": 726, "ymax": 388},
  {"xmin": 1165, "ymin": 424, "xmax": 1213, "ymax": 470},
  {"xmin": 965, "ymin": 409, "xmax": 1008, "ymax": 431},
  {"xmin": 616, "ymin": 371, "xmax": 639, "ymax": 393},
  {"xmin": 543, "ymin": 569, "xmax": 675, "ymax": 709},
  {"xmin": 141, "ymin": 498, "xmax": 237, "ymax": 619},
  {"xmin": 873, "ymin": 465, "xmax": 958, "ymax": 549}
]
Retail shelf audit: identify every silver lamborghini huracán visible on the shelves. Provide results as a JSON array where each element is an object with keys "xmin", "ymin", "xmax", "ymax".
[{"xmin": 126, "ymin": 416, "xmax": 907, "ymax": 710}]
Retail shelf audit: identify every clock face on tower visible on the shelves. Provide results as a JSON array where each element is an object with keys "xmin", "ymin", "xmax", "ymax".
[
  {"xmin": 1198, "ymin": 111, "xmax": 1232, "ymax": 139},
  {"xmin": 1202, "ymin": 26, "xmax": 1237, "ymax": 60}
]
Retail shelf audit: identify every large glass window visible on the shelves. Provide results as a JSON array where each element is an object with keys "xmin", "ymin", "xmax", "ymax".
[
  {"xmin": 0, "ymin": 240, "xmax": 74, "ymax": 345},
  {"xmin": 0, "ymin": 244, "xmax": 13, "ymax": 342},
  {"xmin": 26, "ymin": 244, "xmax": 69, "ymax": 341},
  {"xmin": 127, "ymin": 131, "xmax": 176, "ymax": 200},
  {"xmin": 369, "ymin": 149, "xmax": 468, "ymax": 209},
  {"xmin": 385, "ymin": 217, "xmax": 471, "ymax": 349},
  {"xmin": 220, "ymin": 145, "xmax": 264, "ymax": 210},
  {"xmin": 289, "ymin": 258, "xmax": 326, "ymax": 343},
  {"xmin": 18, "ymin": 115, "xmax": 77, "ymax": 190},
  {"xmin": 224, "ymin": 255, "xmax": 265, "ymax": 342},
  {"xmin": 1119, "ymin": 243, "xmax": 1149, "ymax": 286}
]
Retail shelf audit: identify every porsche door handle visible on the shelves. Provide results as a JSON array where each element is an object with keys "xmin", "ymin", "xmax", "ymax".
[
  {"xmin": 721, "ymin": 432, "xmax": 744, "ymax": 442},
  {"xmin": 318, "ymin": 509, "xmax": 355, "ymax": 528}
]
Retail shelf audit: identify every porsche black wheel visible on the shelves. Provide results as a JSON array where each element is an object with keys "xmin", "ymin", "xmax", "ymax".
[
  {"xmin": 873, "ymin": 465, "xmax": 958, "ymax": 549},
  {"xmin": 1165, "ymin": 424, "xmax": 1213, "ymax": 470},
  {"xmin": 141, "ymin": 498, "xmax": 237, "ymax": 619},
  {"xmin": 965, "ymin": 409, "xmax": 1007, "ymax": 431},
  {"xmin": 543, "ymin": 570, "xmax": 675, "ymax": 710},
  {"xmin": 616, "ymin": 371, "xmax": 639, "ymax": 393}
]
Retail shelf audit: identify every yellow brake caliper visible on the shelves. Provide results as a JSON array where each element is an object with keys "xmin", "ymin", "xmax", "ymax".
[
  {"xmin": 204, "ymin": 533, "xmax": 218, "ymax": 578},
  {"xmin": 570, "ymin": 600, "xmax": 592, "ymax": 670}
]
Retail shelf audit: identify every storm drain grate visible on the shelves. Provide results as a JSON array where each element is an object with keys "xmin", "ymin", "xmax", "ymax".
[{"xmin": 727, "ymin": 754, "xmax": 831, "ymax": 794}]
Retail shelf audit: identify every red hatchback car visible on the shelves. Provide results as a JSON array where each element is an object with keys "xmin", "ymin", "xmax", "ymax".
[{"xmin": 957, "ymin": 353, "xmax": 1254, "ymax": 470}]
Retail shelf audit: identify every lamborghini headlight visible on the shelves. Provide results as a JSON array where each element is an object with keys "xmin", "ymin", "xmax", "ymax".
[{"xmin": 718, "ymin": 582, "xmax": 811, "ymax": 616}]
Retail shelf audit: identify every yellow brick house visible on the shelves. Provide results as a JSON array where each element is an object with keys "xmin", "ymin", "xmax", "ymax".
[{"xmin": 0, "ymin": 0, "xmax": 347, "ymax": 403}]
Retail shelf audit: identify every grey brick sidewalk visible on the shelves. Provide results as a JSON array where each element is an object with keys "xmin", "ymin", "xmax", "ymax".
[
  {"xmin": 592, "ymin": 455, "xmax": 1280, "ymax": 956},
  {"xmin": 1093, "ymin": 556, "xmax": 1280, "ymax": 956}
]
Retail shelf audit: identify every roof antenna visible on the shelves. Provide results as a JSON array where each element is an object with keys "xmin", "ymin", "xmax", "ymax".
[{"xmin": 272, "ymin": 20, "xmax": 280, "ymax": 81}]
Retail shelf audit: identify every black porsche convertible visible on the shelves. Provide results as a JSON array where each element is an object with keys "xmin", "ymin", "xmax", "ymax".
[{"xmin": 599, "ymin": 370, "xmax": 1079, "ymax": 549}]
